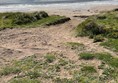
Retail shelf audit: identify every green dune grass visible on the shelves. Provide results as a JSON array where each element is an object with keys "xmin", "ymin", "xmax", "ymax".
[
  {"xmin": 76, "ymin": 10, "xmax": 118, "ymax": 51},
  {"xmin": 0, "ymin": 11, "xmax": 69, "ymax": 29}
]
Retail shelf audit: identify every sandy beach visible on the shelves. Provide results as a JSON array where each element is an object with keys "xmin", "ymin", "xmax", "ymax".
[
  {"xmin": 33, "ymin": 5, "xmax": 118, "ymax": 17},
  {"xmin": 0, "ymin": 1, "xmax": 118, "ymax": 17}
]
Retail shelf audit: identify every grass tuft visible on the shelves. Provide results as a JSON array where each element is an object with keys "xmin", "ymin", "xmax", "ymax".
[
  {"xmin": 10, "ymin": 78, "xmax": 40, "ymax": 83},
  {"xmin": 44, "ymin": 54, "xmax": 56, "ymax": 63},
  {"xmin": 100, "ymin": 39, "xmax": 118, "ymax": 52},
  {"xmin": 81, "ymin": 65, "xmax": 97, "ymax": 74},
  {"xmin": 79, "ymin": 52, "xmax": 95, "ymax": 60}
]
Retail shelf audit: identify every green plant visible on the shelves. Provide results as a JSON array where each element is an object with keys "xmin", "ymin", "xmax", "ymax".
[
  {"xmin": 0, "ymin": 67, "xmax": 21, "ymax": 76},
  {"xmin": 81, "ymin": 66, "xmax": 96, "ymax": 74},
  {"xmin": 95, "ymin": 53, "xmax": 118, "ymax": 68},
  {"xmin": 25, "ymin": 70, "xmax": 41, "ymax": 79},
  {"xmin": 0, "ymin": 12, "xmax": 69, "ymax": 28},
  {"xmin": 13, "ymin": 13, "xmax": 36, "ymax": 25},
  {"xmin": 100, "ymin": 39, "xmax": 118, "ymax": 52},
  {"xmin": 76, "ymin": 20, "xmax": 106, "ymax": 37},
  {"xmin": 38, "ymin": 11, "xmax": 49, "ymax": 18},
  {"xmin": 10, "ymin": 78, "xmax": 40, "ymax": 83},
  {"xmin": 46, "ymin": 17, "xmax": 70, "ymax": 26},
  {"xmin": 93, "ymin": 35, "xmax": 104, "ymax": 42},
  {"xmin": 76, "ymin": 11, "xmax": 118, "ymax": 39},
  {"xmin": 58, "ymin": 59, "xmax": 68, "ymax": 66},
  {"xmin": 79, "ymin": 53, "xmax": 95, "ymax": 60},
  {"xmin": 54, "ymin": 78, "xmax": 74, "ymax": 83},
  {"xmin": 45, "ymin": 54, "xmax": 56, "ymax": 63},
  {"xmin": 97, "ymin": 14, "xmax": 106, "ymax": 19}
]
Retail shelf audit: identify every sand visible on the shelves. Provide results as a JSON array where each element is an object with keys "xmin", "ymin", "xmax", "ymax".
[{"xmin": 28, "ymin": 4, "xmax": 118, "ymax": 17}]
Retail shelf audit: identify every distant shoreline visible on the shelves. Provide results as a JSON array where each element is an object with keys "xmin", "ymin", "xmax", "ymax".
[{"xmin": 0, "ymin": 1, "xmax": 118, "ymax": 13}]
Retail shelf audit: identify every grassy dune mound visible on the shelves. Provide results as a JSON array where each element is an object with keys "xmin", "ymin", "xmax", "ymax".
[
  {"xmin": 0, "ymin": 11, "xmax": 70, "ymax": 29},
  {"xmin": 76, "ymin": 10, "xmax": 118, "ymax": 51},
  {"xmin": 76, "ymin": 11, "xmax": 118, "ymax": 38}
]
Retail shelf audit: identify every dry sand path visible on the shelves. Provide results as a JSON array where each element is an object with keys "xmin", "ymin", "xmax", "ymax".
[{"xmin": 0, "ymin": 17, "xmax": 117, "ymax": 68}]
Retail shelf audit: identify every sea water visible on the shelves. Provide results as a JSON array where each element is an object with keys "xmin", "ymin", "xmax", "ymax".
[{"xmin": 0, "ymin": 0, "xmax": 118, "ymax": 12}]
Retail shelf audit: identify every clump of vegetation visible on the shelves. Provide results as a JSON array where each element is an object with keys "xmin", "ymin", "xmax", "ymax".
[
  {"xmin": 76, "ymin": 10, "xmax": 118, "ymax": 51},
  {"xmin": 72, "ymin": 69, "xmax": 98, "ymax": 83},
  {"xmin": 58, "ymin": 59, "xmax": 68, "ymax": 66},
  {"xmin": 93, "ymin": 35, "xmax": 104, "ymax": 42},
  {"xmin": 76, "ymin": 11, "xmax": 118, "ymax": 39},
  {"xmin": 76, "ymin": 19, "xmax": 106, "ymax": 37},
  {"xmin": 95, "ymin": 53, "xmax": 118, "ymax": 68},
  {"xmin": 79, "ymin": 52, "xmax": 95, "ymax": 60},
  {"xmin": 101, "ymin": 39, "xmax": 118, "ymax": 52},
  {"xmin": 0, "ymin": 12, "xmax": 69, "ymax": 28},
  {"xmin": 81, "ymin": 65, "xmax": 96, "ymax": 74},
  {"xmin": 97, "ymin": 14, "xmax": 107, "ymax": 19},
  {"xmin": 44, "ymin": 53, "xmax": 56, "ymax": 63},
  {"xmin": 54, "ymin": 78, "xmax": 74, "ymax": 83},
  {"xmin": 10, "ymin": 78, "xmax": 40, "ymax": 83},
  {"xmin": 79, "ymin": 52, "xmax": 118, "ymax": 68},
  {"xmin": 0, "ymin": 66, "xmax": 21, "ymax": 76},
  {"xmin": 25, "ymin": 70, "xmax": 41, "ymax": 79},
  {"xmin": 13, "ymin": 13, "xmax": 38, "ymax": 25},
  {"xmin": 46, "ymin": 17, "xmax": 70, "ymax": 26}
]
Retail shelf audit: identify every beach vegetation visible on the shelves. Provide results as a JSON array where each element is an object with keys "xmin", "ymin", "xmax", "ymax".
[
  {"xmin": 79, "ymin": 52, "xmax": 95, "ymax": 60},
  {"xmin": 76, "ymin": 11, "xmax": 118, "ymax": 39},
  {"xmin": 0, "ymin": 11, "xmax": 70, "ymax": 29},
  {"xmin": 100, "ymin": 39, "xmax": 118, "ymax": 52},
  {"xmin": 76, "ymin": 10, "xmax": 118, "ymax": 51}
]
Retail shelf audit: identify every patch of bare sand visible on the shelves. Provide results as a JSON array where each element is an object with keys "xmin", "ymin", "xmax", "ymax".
[{"xmin": 0, "ymin": 17, "xmax": 117, "ymax": 64}]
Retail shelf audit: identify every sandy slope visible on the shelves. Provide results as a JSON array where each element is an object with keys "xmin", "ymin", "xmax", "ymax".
[{"xmin": 0, "ymin": 17, "xmax": 117, "ymax": 67}]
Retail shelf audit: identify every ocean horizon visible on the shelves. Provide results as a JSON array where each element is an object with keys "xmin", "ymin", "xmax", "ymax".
[{"xmin": 0, "ymin": 0, "xmax": 118, "ymax": 12}]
